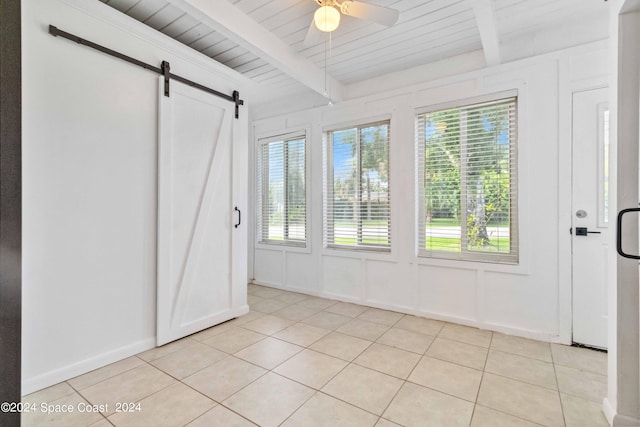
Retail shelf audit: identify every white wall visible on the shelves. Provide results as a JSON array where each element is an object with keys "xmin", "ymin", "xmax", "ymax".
[
  {"xmin": 22, "ymin": 0, "xmax": 249, "ymax": 394},
  {"xmin": 250, "ymin": 41, "xmax": 609, "ymax": 343}
]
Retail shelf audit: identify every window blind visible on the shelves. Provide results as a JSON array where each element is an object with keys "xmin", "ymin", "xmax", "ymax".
[
  {"xmin": 324, "ymin": 120, "xmax": 391, "ymax": 251},
  {"xmin": 257, "ymin": 134, "xmax": 306, "ymax": 246},
  {"xmin": 416, "ymin": 96, "xmax": 518, "ymax": 263}
]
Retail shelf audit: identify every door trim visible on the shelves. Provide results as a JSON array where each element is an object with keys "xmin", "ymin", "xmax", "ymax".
[{"xmin": 0, "ymin": 0, "xmax": 22, "ymax": 417}]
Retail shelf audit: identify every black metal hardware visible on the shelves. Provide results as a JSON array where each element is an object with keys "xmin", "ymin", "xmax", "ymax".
[
  {"xmin": 234, "ymin": 207, "xmax": 241, "ymax": 229},
  {"xmin": 574, "ymin": 227, "xmax": 601, "ymax": 236},
  {"xmin": 49, "ymin": 25, "xmax": 162, "ymax": 73},
  {"xmin": 161, "ymin": 61, "xmax": 170, "ymax": 97},
  {"xmin": 48, "ymin": 25, "xmax": 244, "ymax": 118},
  {"xmin": 617, "ymin": 208, "xmax": 640, "ymax": 259},
  {"xmin": 232, "ymin": 90, "xmax": 244, "ymax": 119}
]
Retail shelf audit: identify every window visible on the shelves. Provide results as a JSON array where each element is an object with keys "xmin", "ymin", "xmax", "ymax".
[
  {"xmin": 257, "ymin": 133, "xmax": 306, "ymax": 246},
  {"xmin": 324, "ymin": 120, "xmax": 391, "ymax": 251},
  {"xmin": 416, "ymin": 95, "xmax": 518, "ymax": 263}
]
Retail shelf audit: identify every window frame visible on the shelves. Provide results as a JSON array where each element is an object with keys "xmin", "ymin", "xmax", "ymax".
[
  {"xmin": 415, "ymin": 91, "xmax": 519, "ymax": 264},
  {"xmin": 324, "ymin": 119, "xmax": 392, "ymax": 252},
  {"xmin": 256, "ymin": 130, "xmax": 308, "ymax": 248}
]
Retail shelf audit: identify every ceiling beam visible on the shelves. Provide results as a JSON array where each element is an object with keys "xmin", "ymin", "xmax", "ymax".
[
  {"xmin": 167, "ymin": 0, "xmax": 344, "ymax": 101},
  {"xmin": 472, "ymin": 0, "xmax": 501, "ymax": 66}
]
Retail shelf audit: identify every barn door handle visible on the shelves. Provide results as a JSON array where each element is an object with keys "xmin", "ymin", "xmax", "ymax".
[
  {"xmin": 617, "ymin": 208, "xmax": 640, "ymax": 259},
  {"xmin": 234, "ymin": 207, "xmax": 241, "ymax": 229}
]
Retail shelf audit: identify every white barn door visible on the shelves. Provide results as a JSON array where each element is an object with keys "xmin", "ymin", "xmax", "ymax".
[{"xmin": 157, "ymin": 78, "xmax": 248, "ymax": 346}]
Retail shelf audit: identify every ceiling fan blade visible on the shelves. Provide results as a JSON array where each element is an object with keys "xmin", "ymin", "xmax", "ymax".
[
  {"xmin": 341, "ymin": 1, "xmax": 399, "ymax": 27},
  {"xmin": 304, "ymin": 19, "xmax": 326, "ymax": 46}
]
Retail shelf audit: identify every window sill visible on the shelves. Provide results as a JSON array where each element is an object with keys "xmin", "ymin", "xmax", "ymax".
[{"xmin": 256, "ymin": 241, "xmax": 311, "ymax": 254}]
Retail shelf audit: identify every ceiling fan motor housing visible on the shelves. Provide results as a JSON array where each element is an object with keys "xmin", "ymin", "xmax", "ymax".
[{"xmin": 314, "ymin": 0, "xmax": 347, "ymax": 7}]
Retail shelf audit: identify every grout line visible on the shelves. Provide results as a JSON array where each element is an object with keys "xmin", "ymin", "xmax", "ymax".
[
  {"xmin": 550, "ymin": 342, "xmax": 569, "ymax": 427},
  {"xmin": 402, "ymin": 378, "xmax": 481, "ymax": 404},
  {"xmin": 61, "ymin": 358, "xmax": 146, "ymax": 395},
  {"xmin": 314, "ymin": 389, "xmax": 386, "ymax": 418},
  {"xmin": 473, "ymin": 403, "xmax": 547, "ymax": 426},
  {"xmin": 214, "ymin": 401, "xmax": 263, "ymax": 426},
  {"xmin": 430, "ymin": 334, "xmax": 492, "ymax": 350},
  {"xmin": 472, "ymin": 370, "xmax": 559, "ymax": 393},
  {"xmin": 33, "ymin": 291, "xmax": 607, "ymax": 426},
  {"xmin": 470, "ymin": 330, "xmax": 494, "ymax": 424}
]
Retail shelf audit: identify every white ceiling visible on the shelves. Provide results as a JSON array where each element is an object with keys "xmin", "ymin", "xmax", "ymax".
[{"xmin": 100, "ymin": 0, "xmax": 609, "ymax": 104}]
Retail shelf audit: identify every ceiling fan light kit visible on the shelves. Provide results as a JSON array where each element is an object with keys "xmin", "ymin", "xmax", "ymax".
[
  {"xmin": 311, "ymin": 0, "xmax": 400, "ymax": 32},
  {"xmin": 308, "ymin": 0, "xmax": 400, "ymax": 107},
  {"xmin": 314, "ymin": 6, "xmax": 341, "ymax": 32}
]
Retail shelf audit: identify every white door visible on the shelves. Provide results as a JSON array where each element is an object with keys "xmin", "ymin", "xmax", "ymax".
[
  {"xmin": 157, "ymin": 78, "xmax": 248, "ymax": 346},
  {"xmin": 572, "ymin": 87, "xmax": 609, "ymax": 349}
]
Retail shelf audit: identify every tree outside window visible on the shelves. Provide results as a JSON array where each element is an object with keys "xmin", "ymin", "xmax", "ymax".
[
  {"xmin": 325, "ymin": 121, "xmax": 391, "ymax": 250},
  {"xmin": 418, "ymin": 96, "xmax": 518, "ymax": 263},
  {"xmin": 257, "ymin": 135, "xmax": 306, "ymax": 246}
]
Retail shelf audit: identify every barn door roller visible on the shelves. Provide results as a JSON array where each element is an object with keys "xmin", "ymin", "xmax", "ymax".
[{"xmin": 48, "ymin": 25, "xmax": 244, "ymax": 119}]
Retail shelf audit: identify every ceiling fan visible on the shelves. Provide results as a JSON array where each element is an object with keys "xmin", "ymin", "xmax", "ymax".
[{"xmin": 304, "ymin": 0, "xmax": 400, "ymax": 45}]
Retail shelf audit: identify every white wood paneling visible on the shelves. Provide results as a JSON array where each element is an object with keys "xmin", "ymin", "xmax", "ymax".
[
  {"xmin": 417, "ymin": 266, "xmax": 477, "ymax": 319},
  {"xmin": 250, "ymin": 41, "xmax": 610, "ymax": 343},
  {"xmin": 366, "ymin": 260, "xmax": 413, "ymax": 308},
  {"xmin": 322, "ymin": 255, "xmax": 363, "ymax": 299},
  {"xmin": 102, "ymin": 0, "xmax": 609, "ymax": 101},
  {"xmin": 254, "ymin": 248, "xmax": 285, "ymax": 285},
  {"xmin": 285, "ymin": 252, "xmax": 318, "ymax": 293}
]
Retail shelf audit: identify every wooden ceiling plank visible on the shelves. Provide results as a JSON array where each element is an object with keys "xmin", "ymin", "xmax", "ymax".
[
  {"xmin": 159, "ymin": 13, "xmax": 200, "ymax": 37},
  {"xmin": 296, "ymin": 0, "xmax": 469, "ymax": 61},
  {"xmin": 233, "ymin": 0, "xmax": 272, "ymax": 15},
  {"xmin": 259, "ymin": 2, "xmax": 316, "ymax": 32},
  {"xmin": 250, "ymin": 67, "xmax": 283, "ymax": 81},
  {"xmin": 187, "ymin": 29, "xmax": 225, "ymax": 50},
  {"xmin": 176, "ymin": 23, "xmax": 214, "ymax": 44},
  {"xmin": 201, "ymin": 39, "xmax": 240, "ymax": 58},
  {"xmin": 304, "ymin": 6, "xmax": 476, "ymax": 66},
  {"xmin": 233, "ymin": 57, "xmax": 269, "ymax": 74},
  {"xmin": 338, "ymin": 37, "xmax": 482, "ymax": 82},
  {"xmin": 144, "ymin": 4, "xmax": 183, "ymax": 29},
  {"xmin": 243, "ymin": 63, "xmax": 279, "ymax": 79},
  {"xmin": 330, "ymin": 26, "xmax": 480, "ymax": 78},
  {"xmin": 105, "ymin": 0, "xmax": 140, "ymax": 12},
  {"xmin": 211, "ymin": 45, "xmax": 251, "ymax": 64},
  {"xmin": 127, "ymin": 0, "xmax": 168, "ymax": 22},
  {"xmin": 248, "ymin": 0, "xmax": 302, "ymax": 25},
  {"xmin": 167, "ymin": 0, "xmax": 344, "ymax": 100},
  {"xmin": 291, "ymin": 0, "xmax": 446, "ymax": 53}
]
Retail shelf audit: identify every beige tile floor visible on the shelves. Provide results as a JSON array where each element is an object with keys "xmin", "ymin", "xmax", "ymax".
[{"xmin": 22, "ymin": 284, "xmax": 609, "ymax": 427}]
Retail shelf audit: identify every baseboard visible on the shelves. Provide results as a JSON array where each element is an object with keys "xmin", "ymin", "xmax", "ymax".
[
  {"xmin": 250, "ymin": 282, "xmax": 565, "ymax": 344},
  {"xmin": 603, "ymin": 398, "xmax": 615, "ymax": 425},
  {"xmin": 21, "ymin": 337, "xmax": 156, "ymax": 396},
  {"xmin": 603, "ymin": 398, "xmax": 640, "ymax": 426}
]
